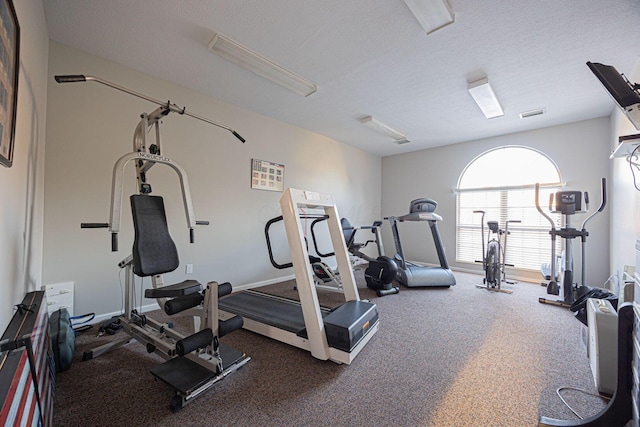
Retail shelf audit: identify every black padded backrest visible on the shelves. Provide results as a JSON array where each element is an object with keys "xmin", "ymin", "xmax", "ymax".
[
  {"xmin": 341, "ymin": 218, "xmax": 356, "ymax": 249},
  {"xmin": 131, "ymin": 195, "xmax": 179, "ymax": 277}
]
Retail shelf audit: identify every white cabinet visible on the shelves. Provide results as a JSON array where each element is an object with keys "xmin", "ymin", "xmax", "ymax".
[{"xmin": 41, "ymin": 282, "xmax": 74, "ymax": 316}]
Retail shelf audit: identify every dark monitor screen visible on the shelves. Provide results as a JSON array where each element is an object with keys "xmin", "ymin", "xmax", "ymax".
[{"xmin": 587, "ymin": 61, "xmax": 640, "ymax": 108}]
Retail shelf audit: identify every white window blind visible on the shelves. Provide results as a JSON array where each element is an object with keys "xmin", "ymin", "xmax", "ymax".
[
  {"xmin": 455, "ymin": 146, "xmax": 564, "ymax": 274},
  {"xmin": 456, "ymin": 185, "xmax": 562, "ymax": 271}
]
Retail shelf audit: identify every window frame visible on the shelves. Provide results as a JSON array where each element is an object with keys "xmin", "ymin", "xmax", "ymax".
[{"xmin": 455, "ymin": 146, "xmax": 563, "ymax": 273}]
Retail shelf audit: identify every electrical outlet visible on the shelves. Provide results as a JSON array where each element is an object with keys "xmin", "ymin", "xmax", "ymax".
[{"xmin": 186, "ymin": 264, "xmax": 193, "ymax": 274}]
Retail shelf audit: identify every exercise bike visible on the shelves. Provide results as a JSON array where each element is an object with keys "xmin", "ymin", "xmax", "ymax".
[{"xmin": 474, "ymin": 210, "xmax": 521, "ymax": 294}]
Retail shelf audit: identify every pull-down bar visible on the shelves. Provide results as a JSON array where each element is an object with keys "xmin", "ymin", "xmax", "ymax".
[
  {"xmin": 54, "ymin": 75, "xmax": 246, "ymax": 143},
  {"xmin": 59, "ymin": 74, "xmax": 245, "ymax": 250}
]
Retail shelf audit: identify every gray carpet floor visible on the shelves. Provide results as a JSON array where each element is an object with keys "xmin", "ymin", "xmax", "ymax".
[{"xmin": 53, "ymin": 270, "xmax": 610, "ymax": 426}]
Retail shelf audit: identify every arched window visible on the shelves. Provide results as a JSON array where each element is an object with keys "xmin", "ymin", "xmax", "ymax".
[{"xmin": 456, "ymin": 146, "xmax": 562, "ymax": 272}]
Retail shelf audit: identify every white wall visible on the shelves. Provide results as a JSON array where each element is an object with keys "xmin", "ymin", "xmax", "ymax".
[
  {"xmin": 0, "ymin": 1, "xmax": 48, "ymax": 332},
  {"xmin": 43, "ymin": 42, "xmax": 382, "ymax": 320},
  {"xmin": 381, "ymin": 117, "xmax": 612, "ymax": 286},
  {"xmin": 610, "ymin": 57, "xmax": 640, "ymax": 291}
]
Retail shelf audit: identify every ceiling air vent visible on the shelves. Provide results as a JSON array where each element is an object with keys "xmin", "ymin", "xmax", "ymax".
[
  {"xmin": 394, "ymin": 138, "xmax": 411, "ymax": 145},
  {"xmin": 519, "ymin": 108, "xmax": 546, "ymax": 119}
]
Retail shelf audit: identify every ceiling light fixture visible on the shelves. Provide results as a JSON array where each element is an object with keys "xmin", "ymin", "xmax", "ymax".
[
  {"xmin": 208, "ymin": 32, "xmax": 317, "ymax": 97},
  {"xmin": 519, "ymin": 108, "xmax": 546, "ymax": 119},
  {"xmin": 403, "ymin": 0, "xmax": 455, "ymax": 34},
  {"xmin": 361, "ymin": 116, "xmax": 409, "ymax": 142},
  {"xmin": 467, "ymin": 77, "xmax": 504, "ymax": 119}
]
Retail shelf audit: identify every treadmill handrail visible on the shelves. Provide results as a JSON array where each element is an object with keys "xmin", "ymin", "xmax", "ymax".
[
  {"xmin": 265, "ymin": 213, "xmax": 334, "ymax": 269},
  {"xmin": 264, "ymin": 215, "xmax": 293, "ymax": 269},
  {"xmin": 395, "ymin": 212, "xmax": 443, "ymax": 222},
  {"xmin": 309, "ymin": 215, "xmax": 334, "ymax": 258}
]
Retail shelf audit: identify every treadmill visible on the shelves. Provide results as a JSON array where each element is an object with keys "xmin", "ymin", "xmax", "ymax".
[
  {"xmin": 386, "ymin": 198, "xmax": 456, "ymax": 288},
  {"xmin": 218, "ymin": 188, "xmax": 379, "ymax": 365}
]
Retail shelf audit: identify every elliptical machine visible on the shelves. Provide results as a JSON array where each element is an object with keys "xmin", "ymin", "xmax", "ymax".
[
  {"xmin": 340, "ymin": 218, "xmax": 400, "ymax": 297},
  {"xmin": 535, "ymin": 178, "xmax": 606, "ymax": 308},
  {"xmin": 474, "ymin": 210, "xmax": 521, "ymax": 294}
]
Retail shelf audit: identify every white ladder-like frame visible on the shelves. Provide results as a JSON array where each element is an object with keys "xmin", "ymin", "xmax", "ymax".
[{"xmin": 281, "ymin": 188, "xmax": 373, "ymax": 363}]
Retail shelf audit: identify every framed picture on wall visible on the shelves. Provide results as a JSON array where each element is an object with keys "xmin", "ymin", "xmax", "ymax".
[
  {"xmin": 251, "ymin": 158, "xmax": 284, "ymax": 192},
  {"xmin": 0, "ymin": 0, "xmax": 19, "ymax": 168}
]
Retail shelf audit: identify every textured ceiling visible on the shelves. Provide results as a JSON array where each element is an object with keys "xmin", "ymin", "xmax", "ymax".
[{"xmin": 43, "ymin": 0, "xmax": 640, "ymax": 156}]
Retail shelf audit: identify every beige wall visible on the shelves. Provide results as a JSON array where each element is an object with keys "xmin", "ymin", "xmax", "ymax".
[
  {"xmin": 382, "ymin": 117, "xmax": 612, "ymax": 286},
  {"xmin": 0, "ymin": 0, "xmax": 48, "ymax": 332},
  {"xmin": 43, "ymin": 42, "xmax": 382, "ymax": 321},
  {"xmin": 609, "ymin": 57, "xmax": 640, "ymax": 290}
]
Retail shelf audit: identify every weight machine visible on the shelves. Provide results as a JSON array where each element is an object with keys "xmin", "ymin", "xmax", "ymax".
[
  {"xmin": 55, "ymin": 74, "xmax": 249, "ymax": 412},
  {"xmin": 473, "ymin": 210, "xmax": 521, "ymax": 294},
  {"xmin": 535, "ymin": 178, "xmax": 606, "ymax": 308}
]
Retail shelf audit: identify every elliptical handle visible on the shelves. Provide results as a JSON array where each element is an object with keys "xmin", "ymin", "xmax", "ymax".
[
  {"xmin": 581, "ymin": 177, "xmax": 607, "ymax": 230},
  {"xmin": 535, "ymin": 183, "xmax": 556, "ymax": 231},
  {"xmin": 597, "ymin": 177, "xmax": 607, "ymax": 213},
  {"xmin": 536, "ymin": 183, "xmax": 557, "ymax": 291}
]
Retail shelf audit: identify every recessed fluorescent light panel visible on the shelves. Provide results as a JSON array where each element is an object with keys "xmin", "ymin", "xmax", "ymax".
[
  {"xmin": 361, "ymin": 116, "xmax": 409, "ymax": 142},
  {"xmin": 467, "ymin": 77, "xmax": 504, "ymax": 119},
  {"xmin": 519, "ymin": 108, "xmax": 546, "ymax": 119},
  {"xmin": 403, "ymin": 0, "xmax": 455, "ymax": 34},
  {"xmin": 208, "ymin": 32, "xmax": 317, "ymax": 97}
]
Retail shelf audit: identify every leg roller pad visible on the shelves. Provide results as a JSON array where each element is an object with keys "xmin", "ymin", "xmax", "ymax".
[
  {"xmin": 176, "ymin": 328, "xmax": 213, "ymax": 356},
  {"xmin": 164, "ymin": 293, "xmax": 203, "ymax": 315},
  {"xmin": 218, "ymin": 282, "xmax": 232, "ymax": 298},
  {"xmin": 218, "ymin": 315, "xmax": 243, "ymax": 338}
]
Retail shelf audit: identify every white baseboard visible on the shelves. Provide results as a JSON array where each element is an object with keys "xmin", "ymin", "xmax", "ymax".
[
  {"xmin": 231, "ymin": 275, "xmax": 296, "ymax": 292},
  {"xmin": 83, "ymin": 302, "xmax": 159, "ymax": 326}
]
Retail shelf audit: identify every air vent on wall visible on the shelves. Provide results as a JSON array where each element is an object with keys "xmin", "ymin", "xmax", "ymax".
[{"xmin": 519, "ymin": 108, "xmax": 546, "ymax": 119}]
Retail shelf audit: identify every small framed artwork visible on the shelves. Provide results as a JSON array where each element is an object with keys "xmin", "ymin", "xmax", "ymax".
[
  {"xmin": 0, "ymin": 0, "xmax": 19, "ymax": 168},
  {"xmin": 251, "ymin": 158, "xmax": 284, "ymax": 192}
]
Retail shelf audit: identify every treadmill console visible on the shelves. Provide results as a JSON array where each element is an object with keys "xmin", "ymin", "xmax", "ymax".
[{"xmin": 409, "ymin": 198, "xmax": 437, "ymax": 214}]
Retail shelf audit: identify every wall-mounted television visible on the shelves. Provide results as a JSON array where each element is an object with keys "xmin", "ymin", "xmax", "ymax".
[{"xmin": 587, "ymin": 61, "xmax": 640, "ymax": 130}]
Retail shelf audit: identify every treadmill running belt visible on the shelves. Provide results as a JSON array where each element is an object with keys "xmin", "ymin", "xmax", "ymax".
[{"xmin": 219, "ymin": 291, "xmax": 330, "ymax": 334}]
